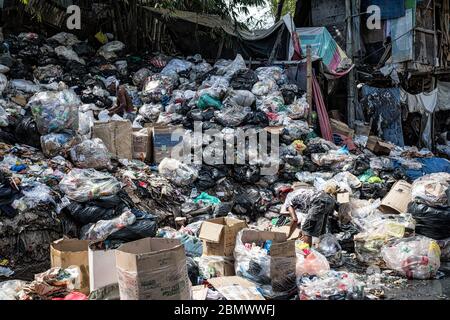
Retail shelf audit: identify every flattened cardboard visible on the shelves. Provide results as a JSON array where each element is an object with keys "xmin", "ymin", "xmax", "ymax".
[
  {"xmin": 380, "ymin": 180, "xmax": 412, "ymax": 214},
  {"xmin": 152, "ymin": 125, "xmax": 185, "ymax": 164},
  {"xmin": 330, "ymin": 118, "xmax": 355, "ymax": 137},
  {"xmin": 208, "ymin": 276, "xmax": 265, "ymax": 300},
  {"xmin": 337, "ymin": 192, "xmax": 350, "ymax": 204},
  {"xmin": 50, "ymin": 238, "xmax": 90, "ymax": 294},
  {"xmin": 199, "ymin": 217, "xmax": 247, "ymax": 256},
  {"xmin": 115, "ymin": 237, "xmax": 191, "ymax": 300},
  {"xmin": 92, "ymin": 120, "xmax": 132, "ymax": 159},
  {"xmin": 367, "ymin": 136, "xmax": 394, "ymax": 155},
  {"xmin": 88, "ymin": 245, "xmax": 118, "ymax": 292}
]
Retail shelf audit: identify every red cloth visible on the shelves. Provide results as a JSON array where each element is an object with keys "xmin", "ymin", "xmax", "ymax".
[{"xmin": 52, "ymin": 292, "xmax": 88, "ymax": 300}]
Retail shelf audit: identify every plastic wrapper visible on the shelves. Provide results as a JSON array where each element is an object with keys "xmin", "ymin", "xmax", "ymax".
[
  {"xmin": 381, "ymin": 236, "xmax": 441, "ymax": 279},
  {"xmin": 0, "ymin": 280, "xmax": 27, "ymax": 300},
  {"xmin": 54, "ymin": 46, "xmax": 85, "ymax": 64},
  {"xmin": 70, "ymin": 138, "xmax": 112, "ymax": 169},
  {"xmin": 97, "ymin": 41, "xmax": 125, "ymax": 60},
  {"xmin": 161, "ymin": 59, "xmax": 193, "ymax": 77},
  {"xmin": 158, "ymin": 158, "xmax": 198, "ymax": 186},
  {"xmin": 298, "ymin": 271, "xmax": 365, "ymax": 300},
  {"xmin": 59, "ymin": 168, "xmax": 121, "ymax": 202},
  {"xmin": 198, "ymin": 255, "xmax": 234, "ymax": 279},
  {"xmin": 411, "ymin": 173, "xmax": 450, "ymax": 207},
  {"xmin": 28, "ymin": 89, "xmax": 81, "ymax": 134},
  {"xmin": 408, "ymin": 200, "xmax": 450, "ymax": 240},
  {"xmin": 82, "ymin": 209, "xmax": 136, "ymax": 241}
]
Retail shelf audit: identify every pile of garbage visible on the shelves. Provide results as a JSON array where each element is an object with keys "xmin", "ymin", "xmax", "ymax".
[{"xmin": 0, "ymin": 31, "xmax": 449, "ymax": 300}]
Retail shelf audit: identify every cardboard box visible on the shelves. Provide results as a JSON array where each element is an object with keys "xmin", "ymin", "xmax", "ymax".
[
  {"xmin": 191, "ymin": 285, "xmax": 208, "ymax": 300},
  {"xmin": 152, "ymin": 125, "xmax": 186, "ymax": 164},
  {"xmin": 132, "ymin": 127, "xmax": 152, "ymax": 162},
  {"xmin": 330, "ymin": 118, "xmax": 354, "ymax": 138},
  {"xmin": 208, "ymin": 276, "xmax": 265, "ymax": 300},
  {"xmin": 237, "ymin": 229, "xmax": 296, "ymax": 291},
  {"xmin": 199, "ymin": 217, "xmax": 247, "ymax": 257},
  {"xmin": 50, "ymin": 238, "xmax": 90, "ymax": 294},
  {"xmin": 198, "ymin": 255, "xmax": 235, "ymax": 277},
  {"xmin": 88, "ymin": 245, "xmax": 118, "ymax": 292},
  {"xmin": 271, "ymin": 222, "xmax": 301, "ymax": 241},
  {"xmin": 380, "ymin": 180, "xmax": 412, "ymax": 214},
  {"xmin": 367, "ymin": 136, "xmax": 394, "ymax": 155},
  {"xmin": 354, "ymin": 121, "xmax": 371, "ymax": 136},
  {"xmin": 92, "ymin": 120, "xmax": 132, "ymax": 159},
  {"xmin": 115, "ymin": 238, "xmax": 191, "ymax": 300}
]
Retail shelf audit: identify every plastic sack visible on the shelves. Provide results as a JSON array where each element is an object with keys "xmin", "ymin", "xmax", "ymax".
[
  {"xmin": 411, "ymin": 173, "xmax": 450, "ymax": 207},
  {"xmin": 82, "ymin": 209, "xmax": 136, "ymax": 241},
  {"xmin": 215, "ymin": 54, "xmax": 246, "ymax": 80},
  {"xmin": 295, "ymin": 241, "xmax": 330, "ymax": 277},
  {"xmin": 199, "ymin": 76, "xmax": 229, "ymax": 99},
  {"xmin": 28, "ymin": 89, "xmax": 81, "ymax": 134},
  {"xmin": 252, "ymin": 80, "xmax": 278, "ymax": 96},
  {"xmin": 197, "ymin": 94, "xmax": 222, "ymax": 110},
  {"xmin": 70, "ymin": 138, "xmax": 112, "ymax": 169},
  {"xmin": 9, "ymin": 79, "xmax": 40, "ymax": 93},
  {"xmin": 317, "ymin": 234, "xmax": 343, "ymax": 267},
  {"xmin": 41, "ymin": 133, "xmax": 77, "ymax": 157},
  {"xmin": 158, "ymin": 158, "xmax": 198, "ymax": 186},
  {"xmin": 0, "ymin": 73, "xmax": 8, "ymax": 94},
  {"xmin": 49, "ymin": 32, "xmax": 80, "ymax": 46},
  {"xmin": 286, "ymin": 95, "xmax": 309, "ymax": 119},
  {"xmin": 224, "ymin": 90, "xmax": 255, "ymax": 108},
  {"xmin": 132, "ymin": 68, "xmax": 152, "ymax": 87},
  {"xmin": 158, "ymin": 227, "xmax": 203, "ymax": 257},
  {"xmin": 141, "ymin": 74, "xmax": 177, "ymax": 103},
  {"xmin": 0, "ymin": 280, "xmax": 28, "ymax": 300},
  {"xmin": 55, "ymin": 46, "xmax": 85, "ymax": 64},
  {"xmin": 214, "ymin": 104, "xmax": 250, "ymax": 127},
  {"xmin": 97, "ymin": 41, "xmax": 125, "ymax": 60},
  {"xmin": 255, "ymin": 66, "xmax": 286, "ymax": 83},
  {"xmin": 198, "ymin": 255, "xmax": 235, "ymax": 279},
  {"xmin": 408, "ymin": 200, "xmax": 450, "ymax": 240},
  {"xmin": 12, "ymin": 182, "xmax": 55, "ymax": 212},
  {"xmin": 161, "ymin": 59, "xmax": 193, "ymax": 77},
  {"xmin": 381, "ymin": 236, "xmax": 441, "ymax": 279},
  {"xmin": 33, "ymin": 64, "xmax": 64, "ymax": 82},
  {"xmin": 59, "ymin": 168, "xmax": 121, "ymax": 202},
  {"xmin": 106, "ymin": 209, "xmax": 158, "ymax": 243}
]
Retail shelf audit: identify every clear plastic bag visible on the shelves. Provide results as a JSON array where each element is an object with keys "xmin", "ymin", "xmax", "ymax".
[
  {"xmin": 295, "ymin": 241, "xmax": 330, "ymax": 277},
  {"xmin": 9, "ymin": 79, "xmax": 40, "ymax": 93},
  {"xmin": 54, "ymin": 46, "xmax": 85, "ymax": 64},
  {"xmin": 158, "ymin": 158, "xmax": 198, "ymax": 186},
  {"xmin": 41, "ymin": 133, "xmax": 78, "ymax": 157},
  {"xmin": 28, "ymin": 89, "xmax": 81, "ymax": 134},
  {"xmin": 224, "ymin": 90, "xmax": 255, "ymax": 108},
  {"xmin": 252, "ymin": 80, "xmax": 278, "ymax": 96},
  {"xmin": 70, "ymin": 138, "xmax": 112, "ymax": 169},
  {"xmin": 286, "ymin": 95, "xmax": 309, "ymax": 119},
  {"xmin": 161, "ymin": 59, "xmax": 193, "ymax": 77},
  {"xmin": 141, "ymin": 74, "xmax": 177, "ymax": 102},
  {"xmin": 12, "ymin": 182, "xmax": 55, "ymax": 212},
  {"xmin": 215, "ymin": 54, "xmax": 246, "ymax": 80},
  {"xmin": 158, "ymin": 227, "xmax": 203, "ymax": 257},
  {"xmin": 49, "ymin": 32, "xmax": 80, "ymax": 46},
  {"xmin": 97, "ymin": 41, "xmax": 125, "ymax": 60},
  {"xmin": 317, "ymin": 234, "xmax": 343, "ymax": 267},
  {"xmin": 59, "ymin": 168, "xmax": 121, "ymax": 202},
  {"xmin": 411, "ymin": 173, "xmax": 450, "ymax": 207},
  {"xmin": 132, "ymin": 68, "xmax": 152, "ymax": 87},
  {"xmin": 82, "ymin": 209, "xmax": 136, "ymax": 241},
  {"xmin": 381, "ymin": 236, "xmax": 441, "ymax": 279},
  {"xmin": 0, "ymin": 73, "xmax": 8, "ymax": 94},
  {"xmin": 0, "ymin": 280, "xmax": 28, "ymax": 300},
  {"xmin": 255, "ymin": 66, "xmax": 286, "ymax": 83},
  {"xmin": 214, "ymin": 104, "xmax": 250, "ymax": 127}
]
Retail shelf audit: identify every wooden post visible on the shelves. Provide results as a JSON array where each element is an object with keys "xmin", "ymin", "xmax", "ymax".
[
  {"xmin": 346, "ymin": 0, "xmax": 355, "ymax": 127},
  {"xmin": 306, "ymin": 45, "xmax": 313, "ymax": 125}
]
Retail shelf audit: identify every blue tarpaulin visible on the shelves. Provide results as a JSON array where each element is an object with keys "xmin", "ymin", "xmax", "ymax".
[
  {"xmin": 393, "ymin": 157, "xmax": 450, "ymax": 181},
  {"xmin": 362, "ymin": 0, "xmax": 406, "ymax": 20}
]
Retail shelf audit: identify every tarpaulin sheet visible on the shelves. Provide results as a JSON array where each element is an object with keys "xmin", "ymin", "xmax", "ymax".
[
  {"xmin": 361, "ymin": 0, "xmax": 406, "ymax": 20},
  {"xmin": 361, "ymin": 85, "xmax": 405, "ymax": 147},
  {"xmin": 296, "ymin": 27, "xmax": 353, "ymax": 78},
  {"xmin": 437, "ymin": 81, "xmax": 450, "ymax": 111},
  {"xmin": 390, "ymin": 8, "xmax": 414, "ymax": 63},
  {"xmin": 393, "ymin": 157, "xmax": 450, "ymax": 181}
]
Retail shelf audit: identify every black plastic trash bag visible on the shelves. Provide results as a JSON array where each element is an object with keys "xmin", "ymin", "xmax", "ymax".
[
  {"xmin": 14, "ymin": 117, "xmax": 41, "ymax": 148},
  {"xmin": 408, "ymin": 200, "xmax": 450, "ymax": 240},
  {"xmin": 106, "ymin": 209, "xmax": 157, "ymax": 242}
]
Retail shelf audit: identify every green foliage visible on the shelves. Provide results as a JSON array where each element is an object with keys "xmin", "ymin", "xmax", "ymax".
[{"xmin": 271, "ymin": 0, "xmax": 297, "ymax": 17}]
